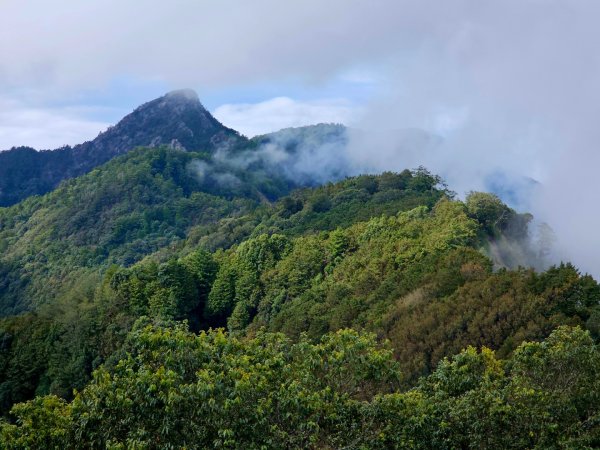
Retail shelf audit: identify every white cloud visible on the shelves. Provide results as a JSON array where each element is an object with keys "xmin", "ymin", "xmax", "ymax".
[
  {"xmin": 212, "ymin": 97, "xmax": 360, "ymax": 137},
  {"xmin": 0, "ymin": 1, "xmax": 415, "ymax": 91},
  {"xmin": 0, "ymin": 97, "xmax": 110, "ymax": 149}
]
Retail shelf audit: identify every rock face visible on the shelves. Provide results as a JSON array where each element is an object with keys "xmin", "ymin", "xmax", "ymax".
[{"xmin": 0, "ymin": 89, "xmax": 245, "ymax": 207}]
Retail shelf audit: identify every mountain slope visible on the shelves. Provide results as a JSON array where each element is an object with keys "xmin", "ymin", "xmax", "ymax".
[
  {"xmin": 1, "ymin": 170, "xmax": 598, "ymax": 420},
  {"xmin": 0, "ymin": 90, "xmax": 245, "ymax": 207},
  {"xmin": 0, "ymin": 139, "xmax": 598, "ymax": 439},
  {"xmin": 0, "ymin": 147, "xmax": 261, "ymax": 315},
  {"xmin": 1, "ymin": 92, "xmax": 599, "ymax": 446},
  {"xmin": 0, "ymin": 149, "xmax": 447, "ymax": 317}
]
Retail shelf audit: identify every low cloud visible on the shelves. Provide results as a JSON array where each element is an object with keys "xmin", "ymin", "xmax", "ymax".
[{"xmin": 187, "ymin": 159, "xmax": 242, "ymax": 190}]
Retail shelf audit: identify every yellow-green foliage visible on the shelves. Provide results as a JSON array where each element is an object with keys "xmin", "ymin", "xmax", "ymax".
[
  {"xmin": 2, "ymin": 325, "xmax": 600, "ymax": 449},
  {"xmin": 248, "ymin": 199, "xmax": 478, "ymax": 338}
]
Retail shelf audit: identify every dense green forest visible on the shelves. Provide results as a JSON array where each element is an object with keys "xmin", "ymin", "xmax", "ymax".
[
  {"xmin": 1, "ymin": 145, "xmax": 599, "ymax": 448},
  {"xmin": 3, "ymin": 324, "xmax": 600, "ymax": 448}
]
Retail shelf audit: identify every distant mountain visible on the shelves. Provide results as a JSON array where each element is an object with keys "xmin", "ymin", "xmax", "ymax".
[
  {"xmin": 253, "ymin": 123, "xmax": 348, "ymax": 151},
  {"xmin": 484, "ymin": 170, "xmax": 540, "ymax": 211},
  {"xmin": 0, "ymin": 89, "xmax": 245, "ymax": 206},
  {"xmin": 247, "ymin": 124, "xmax": 442, "ymax": 186},
  {"xmin": 248, "ymin": 124, "xmax": 350, "ymax": 185}
]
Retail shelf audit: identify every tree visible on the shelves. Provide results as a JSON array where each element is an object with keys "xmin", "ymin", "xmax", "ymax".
[{"xmin": 465, "ymin": 191, "xmax": 513, "ymax": 235}]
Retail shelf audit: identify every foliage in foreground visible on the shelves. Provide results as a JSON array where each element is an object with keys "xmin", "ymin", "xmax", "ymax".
[{"xmin": 1, "ymin": 324, "xmax": 599, "ymax": 449}]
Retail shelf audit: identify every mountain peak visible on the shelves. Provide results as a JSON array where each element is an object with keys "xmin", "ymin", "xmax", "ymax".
[
  {"xmin": 132, "ymin": 88, "xmax": 205, "ymax": 117},
  {"xmin": 136, "ymin": 89, "xmax": 204, "ymax": 114},
  {"xmin": 164, "ymin": 88, "xmax": 200, "ymax": 101},
  {"xmin": 0, "ymin": 90, "xmax": 246, "ymax": 206},
  {"xmin": 71, "ymin": 89, "xmax": 244, "ymax": 161}
]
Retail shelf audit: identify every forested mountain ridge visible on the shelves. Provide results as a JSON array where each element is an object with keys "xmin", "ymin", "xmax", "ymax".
[
  {"xmin": 0, "ymin": 90, "xmax": 245, "ymax": 207},
  {"xmin": 0, "ymin": 146, "xmax": 276, "ymax": 316},
  {"xmin": 0, "ymin": 93, "xmax": 599, "ymax": 448},
  {"xmin": 0, "ymin": 160, "xmax": 454, "ymax": 409},
  {"xmin": 1, "ymin": 168, "xmax": 599, "ymax": 446},
  {"xmin": 0, "ymin": 146, "xmax": 445, "ymax": 317}
]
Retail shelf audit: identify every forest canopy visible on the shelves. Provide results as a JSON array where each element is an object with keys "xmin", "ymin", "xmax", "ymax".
[{"xmin": 0, "ymin": 147, "xmax": 598, "ymax": 449}]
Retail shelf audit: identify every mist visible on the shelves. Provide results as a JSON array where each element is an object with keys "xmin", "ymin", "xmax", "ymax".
[
  {"xmin": 347, "ymin": 4, "xmax": 600, "ymax": 279},
  {"xmin": 187, "ymin": 159, "xmax": 242, "ymax": 190},
  {"xmin": 215, "ymin": 2, "xmax": 600, "ymax": 278},
  {"xmin": 213, "ymin": 122, "xmax": 553, "ymax": 273}
]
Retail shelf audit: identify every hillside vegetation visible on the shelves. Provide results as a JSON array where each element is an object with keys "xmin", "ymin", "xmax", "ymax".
[
  {"xmin": 2, "ymin": 324, "xmax": 600, "ymax": 448},
  {"xmin": 0, "ymin": 145, "xmax": 599, "ymax": 448}
]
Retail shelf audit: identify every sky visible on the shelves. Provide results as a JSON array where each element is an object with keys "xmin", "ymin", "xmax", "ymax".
[{"xmin": 1, "ymin": 0, "xmax": 599, "ymax": 277}]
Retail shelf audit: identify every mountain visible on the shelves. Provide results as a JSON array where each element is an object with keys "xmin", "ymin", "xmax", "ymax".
[
  {"xmin": 1, "ymin": 91, "xmax": 599, "ymax": 447},
  {"xmin": 0, "ymin": 148, "xmax": 444, "ymax": 316},
  {"xmin": 0, "ymin": 89, "xmax": 245, "ymax": 207},
  {"xmin": 1, "ymin": 151, "xmax": 599, "ymax": 446},
  {"xmin": 248, "ymin": 124, "xmax": 440, "ymax": 186},
  {"xmin": 0, "ymin": 146, "xmax": 277, "ymax": 316}
]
